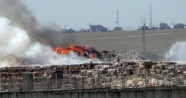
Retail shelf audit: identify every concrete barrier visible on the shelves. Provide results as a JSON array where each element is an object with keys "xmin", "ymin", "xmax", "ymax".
[{"xmin": 0, "ymin": 86, "xmax": 186, "ymax": 98}]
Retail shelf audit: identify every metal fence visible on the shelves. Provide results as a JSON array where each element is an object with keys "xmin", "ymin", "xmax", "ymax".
[{"xmin": 0, "ymin": 71, "xmax": 185, "ymax": 92}]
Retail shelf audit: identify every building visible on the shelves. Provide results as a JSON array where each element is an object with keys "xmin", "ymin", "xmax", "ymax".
[
  {"xmin": 173, "ymin": 23, "xmax": 186, "ymax": 29},
  {"xmin": 159, "ymin": 22, "xmax": 170, "ymax": 29},
  {"xmin": 89, "ymin": 25, "xmax": 108, "ymax": 32}
]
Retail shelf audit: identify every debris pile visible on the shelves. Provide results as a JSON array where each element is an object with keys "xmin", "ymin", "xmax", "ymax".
[
  {"xmin": 101, "ymin": 50, "xmax": 143, "ymax": 62},
  {"xmin": 55, "ymin": 45, "xmax": 101, "ymax": 59},
  {"xmin": 54, "ymin": 45, "xmax": 143, "ymax": 62}
]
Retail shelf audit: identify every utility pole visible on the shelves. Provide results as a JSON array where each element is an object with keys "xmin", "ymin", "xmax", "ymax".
[
  {"xmin": 89, "ymin": 23, "xmax": 91, "ymax": 32},
  {"xmin": 141, "ymin": 17, "xmax": 147, "ymax": 58},
  {"xmin": 115, "ymin": 10, "xmax": 120, "ymax": 29},
  {"xmin": 64, "ymin": 24, "xmax": 67, "ymax": 30},
  {"xmin": 116, "ymin": 10, "xmax": 120, "ymax": 28},
  {"xmin": 150, "ymin": 4, "xmax": 153, "ymax": 29}
]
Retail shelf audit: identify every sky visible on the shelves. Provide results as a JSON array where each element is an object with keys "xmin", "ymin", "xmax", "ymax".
[{"xmin": 21, "ymin": 0, "xmax": 186, "ymax": 30}]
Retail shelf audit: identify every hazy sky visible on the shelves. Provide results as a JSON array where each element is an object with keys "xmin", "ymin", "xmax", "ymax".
[{"xmin": 21, "ymin": 0, "xmax": 186, "ymax": 30}]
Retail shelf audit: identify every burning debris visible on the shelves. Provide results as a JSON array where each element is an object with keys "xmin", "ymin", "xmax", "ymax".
[
  {"xmin": 0, "ymin": 17, "xmax": 101, "ymax": 67},
  {"xmin": 54, "ymin": 45, "xmax": 101, "ymax": 59},
  {"xmin": 0, "ymin": 0, "xmax": 102, "ymax": 67}
]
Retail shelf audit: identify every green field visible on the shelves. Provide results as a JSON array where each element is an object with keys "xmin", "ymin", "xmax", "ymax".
[{"xmin": 70, "ymin": 29, "xmax": 186, "ymax": 57}]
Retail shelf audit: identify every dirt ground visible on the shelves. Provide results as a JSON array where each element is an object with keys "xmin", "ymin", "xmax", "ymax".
[{"xmin": 70, "ymin": 29, "xmax": 186, "ymax": 56}]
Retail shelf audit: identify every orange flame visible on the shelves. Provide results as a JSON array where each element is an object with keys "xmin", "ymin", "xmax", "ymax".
[
  {"xmin": 54, "ymin": 45, "xmax": 99, "ymax": 59},
  {"xmin": 54, "ymin": 46, "xmax": 71, "ymax": 55},
  {"xmin": 69, "ymin": 45, "xmax": 84, "ymax": 56},
  {"xmin": 89, "ymin": 53, "xmax": 97, "ymax": 59}
]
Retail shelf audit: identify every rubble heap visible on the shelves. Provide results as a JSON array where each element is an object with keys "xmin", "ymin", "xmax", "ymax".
[
  {"xmin": 0, "ymin": 61, "xmax": 186, "ymax": 92},
  {"xmin": 54, "ymin": 44, "xmax": 143, "ymax": 61},
  {"xmin": 101, "ymin": 50, "xmax": 143, "ymax": 62}
]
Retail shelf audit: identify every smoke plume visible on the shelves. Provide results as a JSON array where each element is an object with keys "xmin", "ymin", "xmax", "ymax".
[
  {"xmin": 0, "ymin": 0, "xmax": 78, "ymax": 47},
  {"xmin": 165, "ymin": 41, "xmax": 186, "ymax": 63},
  {"xmin": 0, "ymin": 0, "xmax": 100, "ymax": 67}
]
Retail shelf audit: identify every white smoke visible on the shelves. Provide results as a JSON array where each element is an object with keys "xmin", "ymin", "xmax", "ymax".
[
  {"xmin": 165, "ymin": 41, "xmax": 186, "ymax": 64},
  {"xmin": 24, "ymin": 42, "xmax": 96, "ymax": 65},
  {"xmin": 0, "ymin": 17, "xmax": 31, "ymax": 57},
  {"xmin": 0, "ymin": 17, "xmax": 100, "ymax": 67}
]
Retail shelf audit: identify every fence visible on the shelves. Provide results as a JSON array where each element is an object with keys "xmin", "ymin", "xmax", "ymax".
[{"xmin": 0, "ymin": 65, "xmax": 185, "ymax": 92}]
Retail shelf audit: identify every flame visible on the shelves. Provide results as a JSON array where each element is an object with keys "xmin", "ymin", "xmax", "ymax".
[
  {"xmin": 89, "ymin": 53, "xmax": 97, "ymax": 59},
  {"xmin": 54, "ymin": 45, "xmax": 100, "ymax": 59},
  {"xmin": 69, "ymin": 45, "xmax": 84, "ymax": 56},
  {"xmin": 54, "ymin": 46, "xmax": 69, "ymax": 55}
]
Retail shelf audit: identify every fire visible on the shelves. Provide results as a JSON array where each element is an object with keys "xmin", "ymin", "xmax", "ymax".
[
  {"xmin": 54, "ymin": 45, "xmax": 100, "ymax": 59},
  {"xmin": 55, "ymin": 46, "xmax": 71, "ymax": 55}
]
